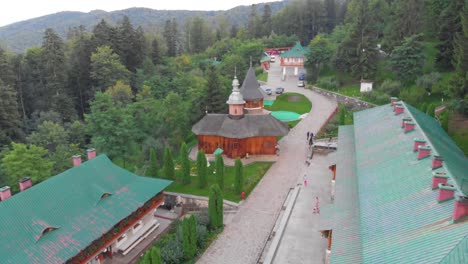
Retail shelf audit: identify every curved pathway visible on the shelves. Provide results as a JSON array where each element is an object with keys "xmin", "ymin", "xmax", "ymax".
[{"xmin": 197, "ymin": 61, "xmax": 338, "ymax": 264}]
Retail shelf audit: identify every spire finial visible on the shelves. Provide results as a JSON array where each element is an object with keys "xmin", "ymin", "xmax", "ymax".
[
  {"xmin": 234, "ymin": 66, "xmax": 237, "ymax": 78},
  {"xmin": 250, "ymin": 56, "xmax": 252, "ymax": 67}
]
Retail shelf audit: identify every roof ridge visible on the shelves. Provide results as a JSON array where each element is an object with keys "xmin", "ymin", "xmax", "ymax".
[{"xmin": 403, "ymin": 102, "xmax": 467, "ymax": 195}]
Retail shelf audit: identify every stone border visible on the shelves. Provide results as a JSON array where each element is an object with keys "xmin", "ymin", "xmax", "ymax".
[{"xmin": 312, "ymin": 86, "xmax": 376, "ymax": 110}]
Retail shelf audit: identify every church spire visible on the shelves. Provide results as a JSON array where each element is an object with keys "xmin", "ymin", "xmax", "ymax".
[{"xmin": 227, "ymin": 74, "xmax": 245, "ymax": 118}]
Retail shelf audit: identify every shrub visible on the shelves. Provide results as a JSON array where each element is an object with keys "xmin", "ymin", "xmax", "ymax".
[
  {"xmin": 317, "ymin": 76, "xmax": 339, "ymax": 90},
  {"xmin": 159, "ymin": 233, "xmax": 184, "ymax": 264},
  {"xmin": 215, "ymin": 154, "xmax": 224, "ymax": 190},
  {"xmin": 208, "ymin": 184, "xmax": 223, "ymax": 230},
  {"xmin": 197, "ymin": 150, "xmax": 207, "ymax": 188},
  {"xmin": 379, "ymin": 80, "xmax": 401, "ymax": 97},
  {"xmin": 150, "ymin": 247, "xmax": 162, "ymax": 264},
  {"xmin": 255, "ymin": 66, "xmax": 264, "ymax": 76},
  {"xmin": 416, "ymin": 72, "xmax": 441, "ymax": 94},
  {"xmin": 182, "ymin": 215, "xmax": 197, "ymax": 259},
  {"xmin": 234, "ymin": 158, "xmax": 244, "ymax": 194},
  {"xmin": 399, "ymin": 86, "xmax": 426, "ymax": 105}
]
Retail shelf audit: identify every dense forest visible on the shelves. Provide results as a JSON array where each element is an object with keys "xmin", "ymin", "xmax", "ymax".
[{"xmin": 0, "ymin": 0, "xmax": 466, "ymax": 191}]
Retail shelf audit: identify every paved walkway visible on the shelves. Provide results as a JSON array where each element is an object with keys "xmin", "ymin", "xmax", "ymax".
[{"xmin": 197, "ymin": 61, "xmax": 338, "ymax": 264}]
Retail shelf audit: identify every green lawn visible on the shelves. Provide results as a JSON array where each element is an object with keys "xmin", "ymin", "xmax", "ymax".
[
  {"xmin": 167, "ymin": 162, "xmax": 273, "ymax": 202},
  {"xmin": 257, "ymin": 72, "xmax": 268, "ymax": 82},
  {"xmin": 264, "ymin": 92, "xmax": 312, "ymax": 114}
]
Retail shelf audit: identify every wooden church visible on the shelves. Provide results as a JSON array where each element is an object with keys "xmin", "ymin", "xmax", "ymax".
[{"xmin": 192, "ymin": 67, "xmax": 289, "ymax": 158}]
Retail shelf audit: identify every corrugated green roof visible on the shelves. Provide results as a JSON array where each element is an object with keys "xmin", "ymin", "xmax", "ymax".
[
  {"xmin": 405, "ymin": 104, "xmax": 468, "ymax": 195},
  {"xmin": 280, "ymin": 42, "xmax": 308, "ymax": 58},
  {"xmin": 260, "ymin": 56, "xmax": 270, "ymax": 63},
  {"xmin": 439, "ymin": 235, "xmax": 468, "ymax": 264},
  {"xmin": 329, "ymin": 103, "xmax": 468, "ymax": 263},
  {"xmin": 0, "ymin": 155, "xmax": 172, "ymax": 264},
  {"xmin": 329, "ymin": 125, "xmax": 362, "ymax": 264}
]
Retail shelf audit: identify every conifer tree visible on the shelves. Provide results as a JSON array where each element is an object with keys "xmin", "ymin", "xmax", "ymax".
[
  {"xmin": 234, "ymin": 158, "xmax": 244, "ymax": 194},
  {"xmin": 204, "ymin": 65, "xmax": 226, "ymax": 113},
  {"xmin": 0, "ymin": 79, "xmax": 22, "ymax": 146},
  {"xmin": 151, "ymin": 38, "xmax": 162, "ymax": 65},
  {"xmin": 215, "ymin": 154, "xmax": 224, "ymax": 190},
  {"xmin": 436, "ymin": 0, "xmax": 464, "ymax": 70},
  {"xmin": 142, "ymin": 251, "xmax": 151, "ymax": 264},
  {"xmin": 197, "ymin": 150, "xmax": 207, "ymax": 188},
  {"xmin": 448, "ymin": 0, "xmax": 468, "ymax": 114},
  {"xmin": 163, "ymin": 146, "xmax": 175, "ymax": 180},
  {"xmin": 180, "ymin": 143, "xmax": 191, "ymax": 185},
  {"xmin": 182, "ymin": 215, "xmax": 197, "ymax": 259},
  {"xmin": 208, "ymin": 184, "xmax": 223, "ymax": 230},
  {"xmin": 147, "ymin": 148, "xmax": 158, "ymax": 178},
  {"xmin": 150, "ymin": 247, "xmax": 162, "ymax": 264}
]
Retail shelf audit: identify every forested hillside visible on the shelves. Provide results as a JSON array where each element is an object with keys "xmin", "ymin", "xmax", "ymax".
[
  {"xmin": 0, "ymin": 0, "xmax": 466, "ymax": 197},
  {"xmin": 0, "ymin": 1, "xmax": 288, "ymax": 53}
]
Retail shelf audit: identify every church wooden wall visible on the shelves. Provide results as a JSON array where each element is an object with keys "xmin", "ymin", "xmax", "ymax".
[
  {"xmin": 245, "ymin": 99, "xmax": 264, "ymax": 109},
  {"xmin": 197, "ymin": 135, "xmax": 277, "ymax": 158}
]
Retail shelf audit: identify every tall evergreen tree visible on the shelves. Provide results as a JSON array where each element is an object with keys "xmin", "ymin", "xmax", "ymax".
[
  {"xmin": 248, "ymin": 4, "xmax": 258, "ymax": 38},
  {"xmin": 21, "ymin": 47, "xmax": 47, "ymax": 116},
  {"xmin": 0, "ymin": 47, "xmax": 14, "ymax": 86},
  {"xmin": 163, "ymin": 146, "xmax": 175, "ymax": 180},
  {"xmin": 0, "ymin": 79, "xmax": 22, "ymax": 146},
  {"xmin": 325, "ymin": 0, "xmax": 336, "ymax": 33},
  {"xmin": 90, "ymin": 46, "xmax": 130, "ymax": 93},
  {"xmin": 234, "ymin": 158, "xmax": 244, "ymax": 195},
  {"xmin": 180, "ymin": 142, "xmax": 191, "ymax": 185},
  {"xmin": 42, "ymin": 28, "xmax": 76, "ymax": 121},
  {"xmin": 390, "ymin": 34, "xmax": 425, "ymax": 84},
  {"xmin": 447, "ymin": 0, "xmax": 468, "ymax": 114},
  {"xmin": 151, "ymin": 38, "xmax": 162, "ymax": 65},
  {"xmin": 208, "ymin": 184, "xmax": 223, "ymax": 230},
  {"xmin": 164, "ymin": 19, "xmax": 178, "ymax": 57},
  {"xmin": 436, "ymin": 0, "xmax": 464, "ymax": 70},
  {"xmin": 204, "ymin": 66, "xmax": 226, "ymax": 113},
  {"xmin": 147, "ymin": 148, "xmax": 159, "ymax": 178},
  {"xmin": 215, "ymin": 154, "xmax": 224, "ymax": 190},
  {"xmin": 92, "ymin": 19, "xmax": 116, "ymax": 50},
  {"xmin": 262, "ymin": 4, "xmax": 272, "ymax": 36},
  {"xmin": 182, "ymin": 215, "xmax": 197, "ymax": 259},
  {"xmin": 197, "ymin": 150, "xmax": 207, "ymax": 188}
]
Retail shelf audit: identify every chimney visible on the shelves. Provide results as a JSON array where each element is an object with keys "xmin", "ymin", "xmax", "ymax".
[
  {"xmin": 431, "ymin": 172, "xmax": 448, "ymax": 189},
  {"xmin": 390, "ymin": 97, "xmax": 399, "ymax": 106},
  {"xmin": 401, "ymin": 117, "xmax": 412, "ymax": 128},
  {"xmin": 432, "ymin": 155, "xmax": 444, "ymax": 170},
  {"xmin": 417, "ymin": 146, "xmax": 431, "ymax": 160},
  {"xmin": 395, "ymin": 105, "xmax": 404, "ymax": 115},
  {"xmin": 72, "ymin": 155, "xmax": 82, "ymax": 167},
  {"xmin": 413, "ymin": 138, "xmax": 426, "ymax": 152},
  {"xmin": 87, "ymin": 148, "xmax": 96, "ymax": 160},
  {"xmin": 393, "ymin": 102, "xmax": 401, "ymax": 112},
  {"xmin": 0, "ymin": 186, "xmax": 12, "ymax": 201},
  {"xmin": 453, "ymin": 194, "xmax": 468, "ymax": 222},
  {"xmin": 437, "ymin": 183, "xmax": 456, "ymax": 202},
  {"xmin": 404, "ymin": 121, "xmax": 415, "ymax": 133},
  {"xmin": 19, "ymin": 177, "xmax": 32, "ymax": 191}
]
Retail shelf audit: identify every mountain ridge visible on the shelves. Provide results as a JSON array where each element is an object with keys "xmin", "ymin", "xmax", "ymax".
[{"xmin": 0, "ymin": 1, "xmax": 288, "ymax": 53}]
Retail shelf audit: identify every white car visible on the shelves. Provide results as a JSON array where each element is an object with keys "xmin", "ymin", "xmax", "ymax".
[
  {"xmin": 297, "ymin": 80, "xmax": 305, "ymax": 87},
  {"xmin": 270, "ymin": 56, "xmax": 276, "ymax": 62}
]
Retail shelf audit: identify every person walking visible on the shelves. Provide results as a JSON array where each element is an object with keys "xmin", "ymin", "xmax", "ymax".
[
  {"xmin": 307, "ymin": 131, "xmax": 310, "ymax": 141},
  {"xmin": 303, "ymin": 174, "xmax": 308, "ymax": 187}
]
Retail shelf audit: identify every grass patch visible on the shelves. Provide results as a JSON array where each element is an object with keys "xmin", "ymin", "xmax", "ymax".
[
  {"xmin": 167, "ymin": 162, "xmax": 273, "ymax": 202},
  {"xmin": 257, "ymin": 72, "xmax": 268, "ymax": 82},
  {"xmin": 264, "ymin": 92, "xmax": 312, "ymax": 114}
]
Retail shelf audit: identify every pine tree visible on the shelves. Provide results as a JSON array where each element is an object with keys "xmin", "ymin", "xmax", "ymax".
[
  {"xmin": 42, "ymin": 28, "xmax": 76, "ymax": 122},
  {"xmin": 180, "ymin": 143, "xmax": 191, "ymax": 185},
  {"xmin": 0, "ymin": 47, "xmax": 14, "ymax": 86},
  {"xmin": 447, "ymin": 0, "xmax": 468, "ymax": 114},
  {"xmin": 150, "ymin": 247, "xmax": 162, "ymax": 264},
  {"xmin": 247, "ymin": 4, "xmax": 258, "ymax": 38},
  {"xmin": 390, "ymin": 34, "xmax": 425, "ymax": 84},
  {"xmin": 142, "ymin": 251, "xmax": 151, "ymax": 264},
  {"xmin": 164, "ymin": 19, "xmax": 178, "ymax": 57},
  {"xmin": 92, "ymin": 19, "xmax": 116, "ymax": 50},
  {"xmin": 0, "ymin": 79, "xmax": 22, "ymax": 146},
  {"xmin": 147, "ymin": 148, "xmax": 159, "ymax": 178},
  {"xmin": 208, "ymin": 184, "xmax": 223, "ymax": 230},
  {"xmin": 234, "ymin": 158, "xmax": 244, "ymax": 194},
  {"xmin": 215, "ymin": 154, "xmax": 224, "ymax": 190},
  {"xmin": 436, "ymin": 0, "xmax": 464, "ymax": 70},
  {"xmin": 197, "ymin": 150, "xmax": 207, "ymax": 188},
  {"xmin": 204, "ymin": 65, "xmax": 227, "ymax": 113},
  {"xmin": 262, "ymin": 4, "xmax": 272, "ymax": 37},
  {"xmin": 163, "ymin": 146, "xmax": 175, "ymax": 180},
  {"xmin": 325, "ymin": 0, "xmax": 336, "ymax": 33},
  {"xmin": 151, "ymin": 38, "xmax": 162, "ymax": 65}
]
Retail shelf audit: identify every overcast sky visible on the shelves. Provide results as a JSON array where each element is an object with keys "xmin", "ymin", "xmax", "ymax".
[{"xmin": 0, "ymin": 0, "xmax": 270, "ymax": 27}]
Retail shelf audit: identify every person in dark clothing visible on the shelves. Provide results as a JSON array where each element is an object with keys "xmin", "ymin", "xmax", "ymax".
[{"xmin": 307, "ymin": 131, "xmax": 310, "ymax": 141}]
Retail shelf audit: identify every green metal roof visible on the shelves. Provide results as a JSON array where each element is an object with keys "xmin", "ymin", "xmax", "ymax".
[
  {"xmin": 329, "ymin": 125, "xmax": 362, "ymax": 264},
  {"xmin": 0, "ymin": 155, "xmax": 172, "ymax": 264},
  {"xmin": 405, "ymin": 104, "xmax": 468, "ymax": 195},
  {"xmin": 260, "ymin": 56, "xmax": 270, "ymax": 63},
  {"xmin": 280, "ymin": 42, "xmax": 308, "ymax": 58},
  {"xmin": 329, "ymin": 103, "xmax": 468, "ymax": 264},
  {"xmin": 439, "ymin": 235, "xmax": 468, "ymax": 263}
]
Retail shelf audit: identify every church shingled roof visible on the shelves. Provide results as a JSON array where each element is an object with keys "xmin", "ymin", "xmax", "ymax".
[
  {"xmin": 240, "ymin": 67, "xmax": 264, "ymax": 100},
  {"xmin": 192, "ymin": 114, "xmax": 289, "ymax": 138},
  {"xmin": 0, "ymin": 155, "xmax": 172, "ymax": 263}
]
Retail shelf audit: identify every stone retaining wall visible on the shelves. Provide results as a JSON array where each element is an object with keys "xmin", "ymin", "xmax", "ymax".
[
  {"xmin": 164, "ymin": 191, "xmax": 239, "ymax": 212},
  {"xmin": 312, "ymin": 86, "xmax": 376, "ymax": 110}
]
